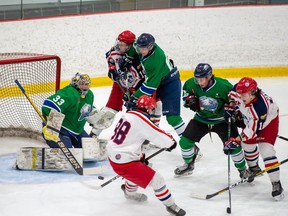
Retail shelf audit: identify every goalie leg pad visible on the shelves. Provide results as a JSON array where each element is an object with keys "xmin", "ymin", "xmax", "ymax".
[
  {"xmin": 15, "ymin": 147, "xmax": 83, "ymax": 171},
  {"xmin": 82, "ymin": 137, "xmax": 108, "ymax": 161}
]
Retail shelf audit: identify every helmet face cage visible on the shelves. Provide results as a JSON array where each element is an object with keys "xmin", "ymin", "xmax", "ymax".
[
  {"xmin": 194, "ymin": 63, "xmax": 213, "ymax": 84},
  {"xmin": 236, "ymin": 77, "xmax": 258, "ymax": 94},
  {"xmin": 71, "ymin": 73, "xmax": 91, "ymax": 97},
  {"xmin": 136, "ymin": 33, "xmax": 155, "ymax": 49},
  {"xmin": 137, "ymin": 95, "xmax": 157, "ymax": 115}
]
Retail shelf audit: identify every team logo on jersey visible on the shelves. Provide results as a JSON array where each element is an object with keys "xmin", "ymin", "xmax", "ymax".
[
  {"xmin": 78, "ymin": 104, "xmax": 92, "ymax": 121},
  {"xmin": 199, "ymin": 96, "xmax": 218, "ymax": 112},
  {"xmin": 115, "ymin": 154, "xmax": 121, "ymax": 160}
]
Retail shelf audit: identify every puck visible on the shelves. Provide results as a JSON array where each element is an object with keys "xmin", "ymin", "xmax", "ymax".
[
  {"xmin": 98, "ymin": 176, "xmax": 104, "ymax": 180},
  {"xmin": 226, "ymin": 207, "xmax": 231, "ymax": 214}
]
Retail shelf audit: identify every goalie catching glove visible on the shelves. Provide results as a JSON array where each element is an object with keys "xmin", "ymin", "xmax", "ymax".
[
  {"xmin": 87, "ymin": 107, "xmax": 117, "ymax": 130},
  {"xmin": 223, "ymin": 137, "xmax": 240, "ymax": 154}
]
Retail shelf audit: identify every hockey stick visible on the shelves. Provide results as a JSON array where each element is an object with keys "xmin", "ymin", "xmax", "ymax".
[
  {"xmin": 277, "ymin": 135, "xmax": 288, "ymax": 142},
  {"xmin": 81, "ymin": 147, "xmax": 167, "ymax": 190},
  {"xmin": 14, "ymin": 79, "xmax": 108, "ymax": 175},
  {"xmin": 115, "ymin": 79, "xmax": 131, "ymax": 102},
  {"xmin": 191, "ymin": 157, "xmax": 288, "ymax": 200},
  {"xmin": 226, "ymin": 117, "xmax": 232, "ymax": 214}
]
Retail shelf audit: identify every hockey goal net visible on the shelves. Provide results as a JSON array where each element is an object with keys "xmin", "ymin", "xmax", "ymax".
[{"xmin": 0, "ymin": 53, "xmax": 61, "ymax": 141}]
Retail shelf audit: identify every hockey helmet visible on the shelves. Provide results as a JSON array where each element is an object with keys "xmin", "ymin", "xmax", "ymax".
[
  {"xmin": 136, "ymin": 33, "xmax": 155, "ymax": 49},
  {"xmin": 137, "ymin": 95, "xmax": 157, "ymax": 115},
  {"xmin": 236, "ymin": 77, "xmax": 258, "ymax": 94},
  {"xmin": 194, "ymin": 63, "xmax": 213, "ymax": 78},
  {"xmin": 118, "ymin": 30, "xmax": 136, "ymax": 44}
]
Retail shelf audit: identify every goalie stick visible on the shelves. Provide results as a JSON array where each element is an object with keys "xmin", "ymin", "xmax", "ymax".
[
  {"xmin": 81, "ymin": 147, "xmax": 167, "ymax": 190},
  {"xmin": 190, "ymin": 157, "xmax": 288, "ymax": 200},
  {"xmin": 15, "ymin": 79, "xmax": 108, "ymax": 176}
]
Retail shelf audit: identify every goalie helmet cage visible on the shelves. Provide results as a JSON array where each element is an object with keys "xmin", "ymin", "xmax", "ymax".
[{"xmin": 0, "ymin": 53, "xmax": 61, "ymax": 141}]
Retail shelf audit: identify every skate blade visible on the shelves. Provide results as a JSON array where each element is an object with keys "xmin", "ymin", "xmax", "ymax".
[
  {"xmin": 174, "ymin": 171, "xmax": 193, "ymax": 178},
  {"xmin": 274, "ymin": 192, "xmax": 285, "ymax": 201},
  {"xmin": 195, "ymin": 152, "xmax": 203, "ymax": 162}
]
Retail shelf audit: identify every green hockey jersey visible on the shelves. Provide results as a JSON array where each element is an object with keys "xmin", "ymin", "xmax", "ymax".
[
  {"xmin": 183, "ymin": 77, "xmax": 232, "ymax": 124},
  {"xmin": 42, "ymin": 85, "xmax": 94, "ymax": 134},
  {"xmin": 132, "ymin": 43, "xmax": 173, "ymax": 98}
]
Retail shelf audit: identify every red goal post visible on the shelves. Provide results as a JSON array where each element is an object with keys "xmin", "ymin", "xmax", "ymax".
[{"xmin": 0, "ymin": 53, "xmax": 61, "ymax": 141}]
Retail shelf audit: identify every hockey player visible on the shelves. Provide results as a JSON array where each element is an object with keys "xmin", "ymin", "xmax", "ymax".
[
  {"xmin": 124, "ymin": 33, "xmax": 186, "ymax": 138},
  {"xmin": 88, "ymin": 30, "xmax": 147, "ymax": 137},
  {"xmin": 42, "ymin": 73, "xmax": 103, "ymax": 150},
  {"xmin": 107, "ymin": 95, "xmax": 186, "ymax": 216},
  {"xmin": 174, "ymin": 63, "xmax": 249, "ymax": 178},
  {"xmin": 224, "ymin": 77, "xmax": 284, "ymax": 200}
]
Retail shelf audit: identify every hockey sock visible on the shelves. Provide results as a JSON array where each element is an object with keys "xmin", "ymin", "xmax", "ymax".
[
  {"xmin": 166, "ymin": 115, "xmax": 186, "ymax": 137},
  {"xmin": 231, "ymin": 145, "xmax": 247, "ymax": 170},
  {"xmin": 179, "ymin": 136, "xmax": 196, "ymax": 164},
  {"xmin": 149, "ymin": 173, "xmax": 174, "ymax": 207}
]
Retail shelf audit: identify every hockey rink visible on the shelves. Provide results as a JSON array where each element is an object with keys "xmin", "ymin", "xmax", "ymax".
[{"xmin": 0, "ymin": 77, "xmax": 287, "ymax": 216}]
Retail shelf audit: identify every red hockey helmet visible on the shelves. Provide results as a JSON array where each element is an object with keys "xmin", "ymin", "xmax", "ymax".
[
  {"xmin": 137, "ymin": 95, "xmax": 157, "ymax": 114},
  {"xmin": 118, "ymin": 30, "xmax": 136, "ymax": 44},
  {"xmin": 236, "ymin": 77, "xmax": 258, "ymax": 94}
]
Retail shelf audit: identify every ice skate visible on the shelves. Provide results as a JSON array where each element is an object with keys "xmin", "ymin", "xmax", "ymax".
[
  {"xmin": 247, "ymin": 164, "xmax": 262, "ymax": 183},
  {"xmin": 121, "ymin": 184, "xmax": 147, "ymax": 202},
  {"xmin": 174, "ymin": 146, "xmax": 199, "ymax": 176},
  {"xmin": 174, "ymin": 161, "xmax": 195, "ymax": 176},
  {"xmin": 238, "ymin": 168, "xmax": 251, "ymax": 180},
  {"xmin": 166, "ymin": 203, "xmax": 186, "ymax": 216},
  {"xmin": 272, "ymin": 181, "xmax": 285, "ymax": 201},
  {"xmin": 194, "ymin": 145, "xmax": 203, "ymax": 162}
]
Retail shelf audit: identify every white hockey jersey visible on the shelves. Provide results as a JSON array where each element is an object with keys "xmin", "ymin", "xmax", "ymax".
[
  {"xmin": 107, "ymin": 111, "xmax": 175, "ymax": 164},
  {"xmin": 229, "ymin": 89, "xmax": 279, "ymax": 141},
  {"xmin": 106, "ymin": 47, "xmax": 144, "ymax": 90}
]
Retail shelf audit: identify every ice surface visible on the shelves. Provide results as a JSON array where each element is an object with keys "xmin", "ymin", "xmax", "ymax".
[{"xmin": 0, "ymin": 78, "xmax": 287, "ymax": 216}]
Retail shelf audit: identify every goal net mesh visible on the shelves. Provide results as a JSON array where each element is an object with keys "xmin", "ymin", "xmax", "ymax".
[{"xmin": 0, "ymin": 53, "xmax": 61, "ymax": 141}]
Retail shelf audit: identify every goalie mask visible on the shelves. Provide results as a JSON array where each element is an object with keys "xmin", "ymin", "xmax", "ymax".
[
  {"xmin": 137, "ymin": 95, "xmax": 157, "ymax": 115},
  {"xmin": 71, "ymin": 73, "xmax": 91, "ymax": 98}
]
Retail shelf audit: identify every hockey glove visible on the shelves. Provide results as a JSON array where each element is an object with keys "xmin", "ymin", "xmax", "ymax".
[
  {"xmin": 224, "ymin": 104, "xmax": 236, "ymax": 122},
  {"xmin": 125, "ymin": 95, "xmax": 138, "ymax": 111},
  {"xmin": 184, "ymin": 94, "xmax": 199, "ymax": 112},
  {"xmin": 223, "ymin": 137, "xmax": 241, "ymax": 155},
  {"xmin": 166, "ymin": 140, "xmax": 177, "ymax": 152},
  {"xmin": 140, "ymin": 153, "xmax": 149, "ymax": 165},
  {"xmin": 42, "ymin": 125, "xmax": 59, "ymax": 142},
  {"xmin": 118, "ymin": 55, "xmax": 133, "ymax": 71},
  {"xmin": 108, "ymin": 65, "xmax": 120, "ymax": 81}
]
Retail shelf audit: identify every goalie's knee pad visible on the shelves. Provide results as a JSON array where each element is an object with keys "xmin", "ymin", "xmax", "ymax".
[{"xmin": 87, "ymin": 107, "xmax": 117, "ymax": 130}]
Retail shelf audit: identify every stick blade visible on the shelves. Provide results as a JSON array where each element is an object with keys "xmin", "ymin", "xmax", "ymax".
[
  {"xmin": 80, "ymin": 180, "xmax": 102, "ymax": 190},
  {"xmin": 82, "ymin": 165, "xmax": 109, "ymax": 175},
  {"xmin": 190, "ymin": 192, "xmax": 209, "ymax": 200}
]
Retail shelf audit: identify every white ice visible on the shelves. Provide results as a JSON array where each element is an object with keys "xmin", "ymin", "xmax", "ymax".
[{"xmin": 0, "ymin": 78, "xmax": 288, "ymax": 216}]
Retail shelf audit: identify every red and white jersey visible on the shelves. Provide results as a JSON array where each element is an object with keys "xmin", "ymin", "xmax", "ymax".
[
  {"xmin": 106, "ymin": 47, "xmax": 144, "ymax": 89},
  {"xmin": 107, "ymin": 111, "xmax": 175, "ymax": 164},
  {"xmin": 229, "ymin": 89, "xmax": 279, "ymax": 141}
]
